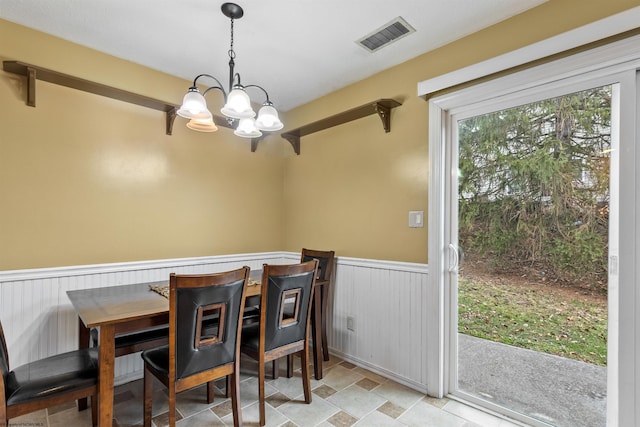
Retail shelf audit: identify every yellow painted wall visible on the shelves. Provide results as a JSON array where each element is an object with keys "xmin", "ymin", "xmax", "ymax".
[
  {"xmin": 1, "ymin": 0, "xmax": 638, "ymax": 269},
  {"xmin": 0, "ymin": 19, "xmax": 285, "ymax": 270},
  {"xmin": 282, "ymin": 0, "xmax": 639, "ymax": 263}
]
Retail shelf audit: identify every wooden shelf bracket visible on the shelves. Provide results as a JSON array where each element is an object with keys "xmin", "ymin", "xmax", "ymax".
[
  {"xmin": 279, "ymin": 98, "xmax": 401, "ymax": 155},
  {"xmin": 3, "ymin": 60, "xmax": 180, "ymax": 135},
  {"xmin": 251, "ymin": 136, "xmax": 267, "ymax": 153},
  {"xmin": 374, "ymin": 101, "xmax": 393, "ymax": 133},
  {"xmin": 281, "ymin": 134, "xmax": 302, "ymax": 155}
]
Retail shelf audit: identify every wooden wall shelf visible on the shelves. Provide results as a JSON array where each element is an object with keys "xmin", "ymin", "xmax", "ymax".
[
  {"xmin": 280, "ymin": 98, "xmax": 402, "ymax": 155},
  {"xmin": 3, "ymin": 61, "xmax": 400, "ymax": 155},
  {"xmin": 2, "ymin": 61, "xmax": 238, "ymax": 136}
]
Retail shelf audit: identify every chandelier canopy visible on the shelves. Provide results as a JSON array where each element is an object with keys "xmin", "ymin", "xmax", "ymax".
[{"xmin": 176, "ymin": 2, "xmax": 283, "ymax": 138}]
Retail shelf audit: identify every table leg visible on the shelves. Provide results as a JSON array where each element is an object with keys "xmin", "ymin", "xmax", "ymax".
[
  {"xmin": 311, "ymin": 285, "xmax": 323, "ymax": 380},
  {"xmin": 98, "ymin": 324, "xmax": 115, "ymax": 427},
  {"xmin": 77, "ymin": 318, "xmax": 90, "ymax": 411}
]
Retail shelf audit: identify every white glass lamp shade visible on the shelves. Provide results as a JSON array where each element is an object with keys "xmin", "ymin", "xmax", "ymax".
[
  {"xmin": 177, "ymin": 88, "xmax": 208, "ymax": 119},
  {"xmin": 221, "ymin": 87, "xmax": 255, "ymax": 119},
  {"xmin": 255, "ymin": 104, "xmax": 284, "ymax": 131},
  {"xmin": 233, "ymin": 118, "xmax": 262, "ymax": 138},
  {"xmin": 186, "ymin": 111, "xmax": 218, "ymax": 132}
]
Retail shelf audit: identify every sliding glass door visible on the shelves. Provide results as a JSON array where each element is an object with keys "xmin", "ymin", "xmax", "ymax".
[
  {"xmin": 429, "ymin": 63, "xmax": 639, "ymax": 425},
  {"xmin": 449, "ymin": 83, "xmax": 615, "ymax": 426}
]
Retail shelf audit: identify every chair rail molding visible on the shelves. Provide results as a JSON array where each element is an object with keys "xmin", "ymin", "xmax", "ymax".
[{"xmin": 0, "ymin": 252, "xmax": 283, "ymax": 283}]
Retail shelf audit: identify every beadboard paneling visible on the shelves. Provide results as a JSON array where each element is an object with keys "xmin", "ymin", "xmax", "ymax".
[
  {"xmin": 1, "ymin": 253, "xmax": 428, "ymax": 390},
  {"xmin": 0, "ymin": 252, "xmax": 285, "ymax": 383},
  {"xmin": 282, "ymin": 253, "xmax": 429, "ymax": 391}
]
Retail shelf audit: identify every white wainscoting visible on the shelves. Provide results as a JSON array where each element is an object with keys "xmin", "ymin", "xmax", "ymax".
[
  {"xmin": 0, "ymin": 252, "xmax": 286, "ymax": 385},
  {"xmin": 283, "ymin": 253, "xmax": 429, "ymax": 392},
  {"xmin": 0, "ymin": 253, "xmax": 429, "ymax": 390}
]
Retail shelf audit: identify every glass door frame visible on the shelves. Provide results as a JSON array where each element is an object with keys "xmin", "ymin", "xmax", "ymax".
[{"xmin": 427, "ymin": 34, "xmax": 640, "ymax": 426}]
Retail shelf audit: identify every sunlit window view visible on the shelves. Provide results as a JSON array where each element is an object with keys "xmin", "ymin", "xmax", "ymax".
[{"xmin": 456, "ymin": 86, "xmax": 611, "ymax": 426}]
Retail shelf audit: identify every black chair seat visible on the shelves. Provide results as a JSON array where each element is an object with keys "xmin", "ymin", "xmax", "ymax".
[
  {"xmin": 140, "ymin": 345, "xmax": 169, "ymax": 377},
  {"xmin": 5, "ymin": 348, "xmax": 98, "ymax": 405}
]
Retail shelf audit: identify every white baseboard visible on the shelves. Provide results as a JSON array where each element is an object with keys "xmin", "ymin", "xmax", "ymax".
[{"xmin": 329, "ymin": 348, "xmax": 428, "ymax": 394}]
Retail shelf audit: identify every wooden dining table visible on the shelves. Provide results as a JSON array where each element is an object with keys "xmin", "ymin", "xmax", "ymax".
[{"xmin": 66, "ymin": 271, "xmax": 327, "ymax": 427}]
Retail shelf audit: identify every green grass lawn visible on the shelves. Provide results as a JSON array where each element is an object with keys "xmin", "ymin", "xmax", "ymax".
[{"xmin": 458, "ymin": 274, "xmax": 607, "ymax": 366}]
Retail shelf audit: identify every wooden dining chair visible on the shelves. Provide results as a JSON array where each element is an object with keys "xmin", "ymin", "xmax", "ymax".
[
  {"xmin": 240, "ymin": 260, "xmax": 318, "ymax": 426},
  {"xmin": 300, "ymin": 248, "xmax": 335, "ymax": 377},
  {"xmin": 0, "ymin": 320, "xmax": 99, "ymax": 427},
  {"xmin": 141, "ymin": 267, "xmax": 250, "ymax": 427}
]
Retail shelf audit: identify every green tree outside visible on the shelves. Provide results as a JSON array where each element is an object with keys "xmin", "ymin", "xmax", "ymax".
[{"xmin": 458, "ymin": 86, "xmax": 611, "ymax": 291}]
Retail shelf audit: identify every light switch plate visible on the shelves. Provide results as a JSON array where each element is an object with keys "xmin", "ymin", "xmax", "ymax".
[{"xmin": 409, "ymin": 210, "xmax": 424, "ymax": 228}]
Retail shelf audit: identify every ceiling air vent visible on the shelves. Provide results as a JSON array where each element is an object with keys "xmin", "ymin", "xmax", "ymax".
[{"xmin": 357, "ymin": 17, "xmax": 415, "ymax": 53}]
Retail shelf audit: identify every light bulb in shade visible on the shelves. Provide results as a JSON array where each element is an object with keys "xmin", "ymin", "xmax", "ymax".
[
  {"xmin": 186, "ymin": 111, "xmax": 218, "ymax": 132},
  {"xmin": 255, "ymin": 104, "xmax": 283, "ymax": 131},
  {"xmin": 221, "ymin": 87, "xmax": 255, "ymax": 119},
  {"xmin": 233, "ymin": 118, "xmax": 262, "ymax": 138},
  {"xmin": 177, "ymin": 88, "xmax": 208, "ymax": 118}
]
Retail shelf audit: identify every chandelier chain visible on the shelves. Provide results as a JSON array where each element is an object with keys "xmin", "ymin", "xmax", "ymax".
[{"xmin": 228, "ymin": 18, "xmax": 236, "ymax": 59}]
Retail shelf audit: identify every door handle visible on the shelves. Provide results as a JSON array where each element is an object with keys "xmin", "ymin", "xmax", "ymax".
[{"xmin": 448, "ymin": 243, "xmax": 459, "ymax": 272}]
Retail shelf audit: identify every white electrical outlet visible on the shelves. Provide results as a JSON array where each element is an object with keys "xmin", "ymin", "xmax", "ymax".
[{"xmin": 347, "ymin": 316, "xmax": 355, "ymax": 331}]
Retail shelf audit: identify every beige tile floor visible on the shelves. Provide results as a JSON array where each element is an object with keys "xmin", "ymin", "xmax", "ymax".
[{"xmin": 8, "ymin": 356, "xmax": 522, "ymax": 427}]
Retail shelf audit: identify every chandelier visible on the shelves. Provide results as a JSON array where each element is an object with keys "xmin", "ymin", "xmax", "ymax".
[{"xmin": 176, "ymin": 2, "xmax": 283, "ymax": 138}]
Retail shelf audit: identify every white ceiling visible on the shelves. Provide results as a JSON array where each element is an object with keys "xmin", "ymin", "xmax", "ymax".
[{"xmin": 0, "ymin": 0, "xmax": 547, "ymax": 111}]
